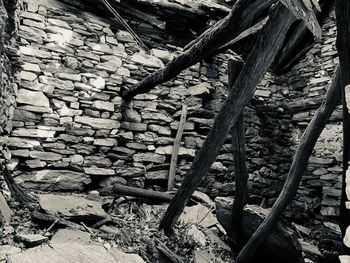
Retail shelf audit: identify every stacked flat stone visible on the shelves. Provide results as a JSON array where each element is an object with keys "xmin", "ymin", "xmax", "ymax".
[{"xmin": 0, "ymin": 0, "xmax": 342, "ymax": 227}]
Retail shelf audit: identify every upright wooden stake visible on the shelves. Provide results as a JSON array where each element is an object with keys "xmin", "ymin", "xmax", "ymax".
[
  {"xmin": 335, "ymin": 0, "xmax": 350, "ymax": 255},
  {"xmin": 168, "ymin": 105, "xmax": 188, "ymax": 191},
  {"xmin": 159, "ymin": 3, "xmax": 296, "ymax": 232},
  {"xmin": 228, "ymin": 59, "xmax": 249, "ymax": 251}
]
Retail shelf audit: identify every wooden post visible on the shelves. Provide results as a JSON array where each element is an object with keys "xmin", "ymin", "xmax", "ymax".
[
  {"xmin": 159, "ymin": 3, "xmax": 297, "ymax": 232},
  {"xmin": 335, "ymin": 0, "xmax": 350, "ymax": 255},
  {"xmin": 236, "ymin": 66, "xmax": 342, "ymax": 262},
  {"xmin": 168, "ymin": 105, "xmax": 188, "ymax": 191},
  {"xmin": 228, "ymin": 59, "xmax": 248, "ymax": 250}
]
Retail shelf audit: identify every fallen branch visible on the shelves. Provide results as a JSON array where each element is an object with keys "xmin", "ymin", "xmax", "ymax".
[
  {"xmin": 159, "ymin": 3, "xmax": 297, "ymax": 233},
  {"xmin": 236, "ymin": 66, "xmax": 341, "ymax": 262},
  {"xmin": 168, "ymin": 105, "xmax": 188, "ymax": 191},
  {"xmin": 100, "ymin": 184, "xmax": 173, "ymax": 202}
]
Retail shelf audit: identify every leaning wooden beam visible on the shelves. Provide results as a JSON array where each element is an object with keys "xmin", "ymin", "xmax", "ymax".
[
  {"xmin": 121, "ymin": 0, "xmax": 276, "ymax": 101},
  {"xmin": 183, "ymin": 0, "xmax": 275, "ymax": 51},
  {"xmin": 335, "ymin": 0, "xmax": 350, "ymax": 255},
  {"xmin": 99, "ymin": 184, "xmax": 173, "ymax": 202},
  {"xmin": 228, "ymin": 59, "xmax": 249, "ymax": 251},
  {"xmin": 159, "ymin": 3, "xmax": 297, "ymax": 232},
  {"xmin": 168, "ymin": 105, "xmax": 188, "ymax": 191},
  {"xmin": 235, "ymin": 66, "xmax": 341, "ymax": 263},
  {"xmin": 101, "ymin": 0, "xmax": 149, "ymax": 52},
  {"xmin": 279, "ymin": 0, "xmax": 321, "ymax": 39},
  {"xmin": 216, "ymin": 17, "xmax": 269, "ymax": 54}
]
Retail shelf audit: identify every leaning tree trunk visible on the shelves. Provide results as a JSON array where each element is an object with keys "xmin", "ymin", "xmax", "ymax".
[
  {"xmin": 121, "ymin": 0, "xmax": 276, "ymax": 100},
  {"xmin": 159, "ymin": 3, "xmax": 297, "ymax": 232},
  {"xmin": 335, "ymin": 0, "xmax": 350, "ymax": 255},
  {"xmin": 235, "ymin": 66, "xmax": 341, "ymax": 262}
]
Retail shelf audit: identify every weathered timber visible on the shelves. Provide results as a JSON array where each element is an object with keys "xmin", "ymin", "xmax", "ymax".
[
  {"xmin": 228, "ymin": 59, "xmax": 248, "ymax": 251},
  {"xmin": 216, "ymin": 197, "xmax": 303, "ymax": 263},
  {"xmin": 236, "ymin": 66, "xmax": 342, "ymax": 262},
  {"xmin": 273, "ymin": 0, "xmax": 333, "ymax": 72},
  {"xmin": 159, "ymin": 3, "xmax": 297, "ymax": 232},
  {"xmin": 121, "ymin": 0, "xmax": 276, "ymax": 100},
  {"xmin": 335, "ymin": 0, "xmax": 350, "ymax": 255},
  {"xmin": 279, "ymin": 0, "xmax": 321, "ymax": 39},
  {"xmin": 114, "ymin": 2, "xmax": 165, "ymax": 30},
  {"xmin": 168, "ymin": 105, "xmax": 188, "ymax": 191},
  {"xmin": 100, "ymin": 184, "xmax": 173, "ymax": 202},
  {"xmin": 216, "ymin": 17, "xmax": 268, "ymax": 54}
]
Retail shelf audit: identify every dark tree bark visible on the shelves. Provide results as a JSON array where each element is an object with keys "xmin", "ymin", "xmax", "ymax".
[
  {"xmin": 121, "ymin": 0, "xmax": 276, "ymax": 101},
  {"xmin": 228, "ymin": 59, "xmax": 248, "ymax": 251},
  {"xmin": 335, "ymin": 0, "xmax": 350, "ymax": 255},
  {"xmin": 235, "ymin": 66, "xmax": 341, "ymax": 262},
  {"xmin": 159, "ymin": 3, "xmax": 297, "ymax": 232}
]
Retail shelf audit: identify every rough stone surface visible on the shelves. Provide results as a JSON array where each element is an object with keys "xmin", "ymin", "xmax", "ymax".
[
  {"xmin": 0, "ymin": 0, "xmax": 341, "ymax": 227},
  {"xmin": 16, "ymin": 89, "xmax": 49, "ymax": 107},
  {"xmin": 16, "ymin": 170, "xmax": 91, "ymax": 191},
  {"xmin": 38, "ymin": 194, "xmax": 107, "ymax": 220}
]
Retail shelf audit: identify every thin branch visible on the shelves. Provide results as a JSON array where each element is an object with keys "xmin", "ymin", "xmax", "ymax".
[{"xmin": 101, "ymin": 0, "xmax": 149, "ymax": 52}]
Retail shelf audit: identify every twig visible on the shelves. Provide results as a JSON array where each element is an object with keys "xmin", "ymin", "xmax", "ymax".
[
  {"xmin": 101, "ymin": 0, "xmax": 149, "ymax": 52},
  {"xmin": 195, "ymin": 203, "xmax": 215, "ymax": 227},
  {"xmin": 44, "ymin": 219, "xmax": 59, "ymax": 235},
  {"xmin": 81, "ymin": 222, "xmax": 94, "ymax": 235}
]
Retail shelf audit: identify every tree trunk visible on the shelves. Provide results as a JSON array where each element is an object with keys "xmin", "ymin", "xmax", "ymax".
[
  {"xmin": 159, "ymin": 3, "xmax": 296, "ymax": 232},
  {"xmin": 235, "ymin": 66, "xmax": 341, "ymax": 263},
  {"xmin": 228, "ymin": 59, "xmax": 248, "ymax": 251},
  {"xmin": 121, "ymin": 0, "xmax": 276, "ymax": 101},
  {"xmin": 335, "ymin": 0, "xmax": 350, "ymax": 255}
]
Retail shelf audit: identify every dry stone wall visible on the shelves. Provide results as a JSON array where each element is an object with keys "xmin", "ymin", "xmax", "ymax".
[
  {"xmin": 4, "ymin": 0, "xmax": 250, "ymax": 195},
  {"xmin": 0, "ymin": 0, "xmax": 342, "ymax": 226},
  {"xmin": 256, "ymin": 10, "xmax": 342, "ymax": 224}
]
